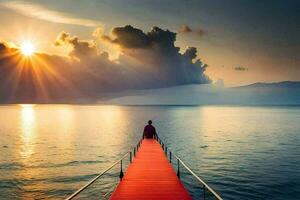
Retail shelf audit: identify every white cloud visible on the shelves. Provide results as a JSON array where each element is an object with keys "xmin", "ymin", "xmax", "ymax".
[{"xmin": 1, "ymin": 1, "xmax": 102, "ymax": 27}]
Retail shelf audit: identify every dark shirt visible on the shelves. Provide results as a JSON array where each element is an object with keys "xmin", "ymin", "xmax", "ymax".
[{"xmin": 143, "ymin": 124, "xmax": 157, "ymax": 139}]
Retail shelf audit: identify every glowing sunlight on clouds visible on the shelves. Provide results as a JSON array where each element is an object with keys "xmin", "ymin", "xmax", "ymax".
[{"xmin": 1, "ymin": 1, "xmax": 102, "ymax": 27}]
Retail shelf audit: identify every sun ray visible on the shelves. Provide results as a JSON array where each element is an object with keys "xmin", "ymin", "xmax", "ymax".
[{"xmin": 3, "ymin": 38, "xmax": 78, "ymax": 102}]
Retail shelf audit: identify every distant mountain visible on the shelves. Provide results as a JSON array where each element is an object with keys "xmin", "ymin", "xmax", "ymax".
[
  {"xmin": 102, "ymin": 81, "xmax": 300, "ymax": 105},
  {"xmin": 237, "ymin": 81, "xmax": 300, "ymax": 89}
]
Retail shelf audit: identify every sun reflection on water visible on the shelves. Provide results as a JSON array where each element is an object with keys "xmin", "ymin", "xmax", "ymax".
[{"xmin": 19, "ymin": 104, "xmax": 37, "ymax": 159}]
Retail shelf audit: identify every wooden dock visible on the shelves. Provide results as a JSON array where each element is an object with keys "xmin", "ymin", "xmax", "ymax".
[{"xmin": 110, "ymin": 139, "xmax": 192, "ymax": 200}]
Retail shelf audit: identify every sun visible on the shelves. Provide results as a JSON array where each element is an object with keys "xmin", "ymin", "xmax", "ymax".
[{"xmin": 20, "ymin": 41, "xmax": 35, "ymax": 56}]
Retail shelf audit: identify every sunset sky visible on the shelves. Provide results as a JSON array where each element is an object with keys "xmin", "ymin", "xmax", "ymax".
[{"xmin": 0, "ymin": 0, "xmax": 299, "ymax": 102}]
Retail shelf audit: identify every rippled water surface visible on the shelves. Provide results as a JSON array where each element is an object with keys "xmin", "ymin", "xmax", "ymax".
[{"xmin": 0, "ymin": 105, "xmax": 299, "ymax": 199}]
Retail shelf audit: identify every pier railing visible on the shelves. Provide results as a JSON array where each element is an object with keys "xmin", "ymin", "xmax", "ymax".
[
  {"xmin": 65, "ymin": 139, "xmax": 143, "ymax": 200},
  {"xmin": 66, "ymin": 136, "xmax": 222, "ymax": 200},
  {"xmin": 156, "ymin": 135, "xmax": 223, "ymax": 200}
]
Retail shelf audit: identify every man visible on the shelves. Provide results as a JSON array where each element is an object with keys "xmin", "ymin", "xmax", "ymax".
[{"xmin": 143, "ymin": 120, "xmax": 157, "ymax": 139}]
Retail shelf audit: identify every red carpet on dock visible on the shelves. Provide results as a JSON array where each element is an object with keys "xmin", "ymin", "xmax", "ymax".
[{"xmin": 110, "ymin": 139, "xmax": 192, "ymax": 200}]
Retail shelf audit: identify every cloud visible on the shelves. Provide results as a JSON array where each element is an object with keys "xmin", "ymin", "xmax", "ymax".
[
  {"xmin": 1, "ymin": 1, "xmax": 101, "ymax": 27},
  {"xmin": 101, "ymin": 26, "xmax": 209, "ymax": 85},
  {"xmin": 110, "ymin": 25, "xmax": 152, "ymax": 48},
  {"xmin": 103, "ymin": 25, "xmax": 179, "ymax": 54},
  {"xmin": 179, "ymin": 24, "xmax": 205, "ymax": 36},
  {"xmin": 183, "ymin": 47, "xmax": 197, "ymax": 60},
  {"xmin": 179, "ymin": 25, "xmax": 192, "ymax": 33},
  {"xmin": 102, "ymin": 25, "xmax": 177, "ymax": 50},
  {"xmin": 93, "ymin": 27, "xmax": 104, "ymax": 37},
  {"xmin": 0, "ymin": 25, "xmax": 210, "ymax": 103},
  {"xmin": 233, "ymin": 66, "xmax": 248, "ymax": 71},
  {"xmin": 54, "ymin": 32, "xmax": 97, "ymax": 60}
]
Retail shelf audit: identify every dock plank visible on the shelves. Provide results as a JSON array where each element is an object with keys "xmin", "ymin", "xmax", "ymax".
[{"xmin": 110, "ymin": 139, "xmax": 192, "ymax": 200}]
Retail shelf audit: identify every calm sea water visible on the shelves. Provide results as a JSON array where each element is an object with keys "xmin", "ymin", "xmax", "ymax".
[{"xmin": 0, "ymin": 105, "xmax": 299, "ymax": 199}]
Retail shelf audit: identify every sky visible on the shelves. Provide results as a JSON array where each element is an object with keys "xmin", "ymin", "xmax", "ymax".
[{"xmin": 0, "ymin": 0, "xmax": 299, "ymax": 102}]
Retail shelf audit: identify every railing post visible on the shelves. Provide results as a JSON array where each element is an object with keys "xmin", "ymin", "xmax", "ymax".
[
  {"xmin": 169, "ymin": 151, "xmax": 172, "ymax": 163},
  {"xmin": 165, "ymin": 146, "xmax": 168, "ymax": 155},
  {"xmin": 177, "ymin": 158, "xmax": 180, "ymax": 178},
  {"xmin": 203, "ymin": 185, "xmax": 206, "ymax": 200},
  {"xmin": 134, "ymin": 147, "xmax": 136, "ymax": 157},
  {"xmin": 130, "ymin": 152, "xmax": 132, "ymax": 163},
  {"xmin": 119, "ymin": 160, "xmax": 124, "ymax": 180}
]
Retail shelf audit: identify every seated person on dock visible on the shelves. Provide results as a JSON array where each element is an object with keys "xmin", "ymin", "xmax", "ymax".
[{"xmin": 143, "ymin": 120, "xmax": 157, "ymax": 139}]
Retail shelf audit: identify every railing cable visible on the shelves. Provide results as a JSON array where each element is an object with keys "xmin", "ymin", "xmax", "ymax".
[
  {"xmin": 155, "ymin": 136, "xmax": 223, "ymax": 200},
  {"xmin": 66, "ymin": 152, "xmax": 129, "ymax": 200}
]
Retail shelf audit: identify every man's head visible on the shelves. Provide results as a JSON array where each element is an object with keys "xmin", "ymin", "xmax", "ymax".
[{"xmin": 148, "ymin": 120, "xmax": 152, "ymax": 125}]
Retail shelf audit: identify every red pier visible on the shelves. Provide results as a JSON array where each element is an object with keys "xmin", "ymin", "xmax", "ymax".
[{"xmin": 110, "ymin": 139, "xmax": 192, "ymax": 200}]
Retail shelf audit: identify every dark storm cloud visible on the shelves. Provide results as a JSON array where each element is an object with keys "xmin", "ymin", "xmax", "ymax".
[
  {"xmin": 109, "ymin": 25, "xmax": 151, "ymax": 48},
  {"xmin": 104, "ymin": 25, "xmax": 177, "ymax": 50},
  {"xmin": 183, "ymin": 47, "xmax": 197, "ymax": 60},
  {"xmin": 0, "ymin": 25, "xmax": 210, "ymax": 103},
  {"xmin": 102, "ymin": 26, "xmax": 209, "ymax": 86}
]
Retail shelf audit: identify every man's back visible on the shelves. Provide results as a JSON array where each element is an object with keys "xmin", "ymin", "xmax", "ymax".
[{"xmin": 143, "ymin": 124, "xmax": 156, "ymax": 139}]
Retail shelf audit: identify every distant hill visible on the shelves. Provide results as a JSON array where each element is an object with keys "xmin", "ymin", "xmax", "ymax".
[
  {"xmin": 102, "ymin": 81, "xmax": 300, "ymax": 105},
  {"xmin": 236, "ymin": 81, "xmax": 300, "ymax": 89}
]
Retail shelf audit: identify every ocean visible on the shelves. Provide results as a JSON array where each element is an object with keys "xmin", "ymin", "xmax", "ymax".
[{"xmin": 0, "ymin": 105, "xmax": 299, "ymax": 199}]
